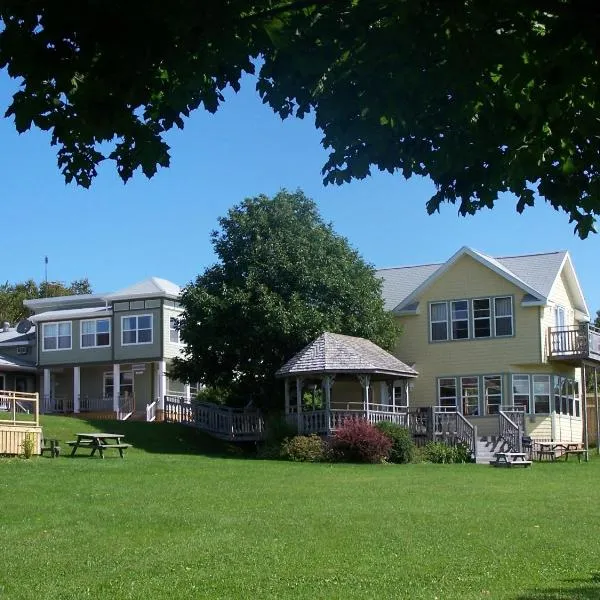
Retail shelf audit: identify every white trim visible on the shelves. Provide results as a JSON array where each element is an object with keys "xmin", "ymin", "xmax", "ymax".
[
  {"xmin": 121, "ymin": 314, "xmax": 153, "ymax": 346},
  {"xmin": 80, "ymin": 317, "xmax": 111, "ymax": 349},
  {"xmin": 471, "ymin": 297, "xmax": 492, "ymax": 339},
  {"xmin": 493, "ymin": 296, "xmax": 514, "ymax": 337},
  {"xmin": 430, "ymin": 302, "xmax": 449, "ymax": 341},
  {"xmin": 547, "ymin": 252, "xmax": 589, "ymax": 317},
  {"xmin": 394, "ymin": 246, "xmax": 545, "ymax": 312},
  {"xmin": 450, "ymin": 299, "xmax": 470, "ymax": 340},
  {"xmin": 169, "ymin": 316, "xmax": 182, "ymax": 345},
  {"xmin": 41, "ymin": 321, "xmax": 72, "ymax": 352}
]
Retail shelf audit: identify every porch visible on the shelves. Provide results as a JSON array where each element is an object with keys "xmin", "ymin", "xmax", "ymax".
[
  {"xmin": 548, "ymin": 323, "xmax": 600, "ymax": 364},
  {"xmin": 40, "ymin": 361, "xmax": 192, "ymax": 420}
]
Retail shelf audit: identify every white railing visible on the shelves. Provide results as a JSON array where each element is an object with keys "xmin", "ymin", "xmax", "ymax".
[
  {"xmin": 294, "ymin": 408, "xmax": 410, "ymax": 434},
  {"xmin": 117, "ymin": 395, "xmax": 134, "ymax": 420},
  {"xmin": 79, "ymin": 396, "xmax": 113, "ymax": 412},
  {"xmin": 41, "ymin": 395, "xmax": 72, "ymax": 413},
  {"xmin": 0, "ymin": 391, "xmax": 39, "ymax": 426},
  {"xmin": 164, "ymin": 399, "xmax": 264, "ymax": 440},
  {"xmin": 146, "ymin": 399, "xmax": 157, "ymax": 422}
]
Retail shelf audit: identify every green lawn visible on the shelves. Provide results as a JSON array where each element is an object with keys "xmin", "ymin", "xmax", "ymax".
[{"xmin": 2, "ymin": 416, "xmax": 599, "ymax": 600}]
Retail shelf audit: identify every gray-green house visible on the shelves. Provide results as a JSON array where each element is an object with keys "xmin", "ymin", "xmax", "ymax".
[
  {"xmin": 25, "ymin": 277, "xmax": 191, "ymax": 420},
  {"xmin": 0, "ymin": 323, "xmax": 37, "ymax": 396}
]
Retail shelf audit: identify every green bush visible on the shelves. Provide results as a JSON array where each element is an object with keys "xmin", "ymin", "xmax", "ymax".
[
  {"xmin": 21, "ymin": 433, "xmax": 35, "ymax": 459},
  {"xmin": 256, "ymin": 414, "xmax": 298, "ymax": 459},
  {"xmin": 194, "ymin": 386, "xmax": 229, "ymax": 405},
  {"xmin": 424, "ymin": 441, "xmax": 473, "ymax": 464},
  {"xmin": 374, "ymin": 421, "xmax": 415, "ymax": 464},
  {"xmin": 280, "ymin": 434, "xmax": 325, "ymax": 462}
]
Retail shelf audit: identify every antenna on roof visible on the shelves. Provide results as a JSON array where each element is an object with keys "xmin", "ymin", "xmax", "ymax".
[{"xmin": 44, "ymin": 256, "xmax": 48, "ymax": 297}]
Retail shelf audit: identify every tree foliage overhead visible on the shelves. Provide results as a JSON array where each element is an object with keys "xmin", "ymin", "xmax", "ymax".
[
  {"xmin": 1, "ymin": 2, "xmax": 599, "ymax": 236},
  {"xmin": 170, "ymin": 189, "xmax": 398, "ymax": 407},
  {"xmin": 0, "ymin": 278, "xmax": 92, "ymax": 324}
]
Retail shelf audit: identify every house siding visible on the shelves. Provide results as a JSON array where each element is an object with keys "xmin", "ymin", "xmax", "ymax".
[
  {"xmin": 163, "ymin": 305, "xmax": 184, "ymax": 359},
  {"xmin": 395, "ymin": 254, "xmax": 544, "ymax": 407},
  {"xmin": 113, "ymin": 308, "xmax": 162, "ymax": 361}
]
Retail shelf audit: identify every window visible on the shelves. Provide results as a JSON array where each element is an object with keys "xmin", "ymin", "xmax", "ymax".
[
  {"xmin": 512, "ymin": 375, "xmax": 530, "ymax": 412},
  {"xmin": 461, "ymin": 377, "xmax": 479, "ymax": 415},
  {"xmin": 438, "ymin": 378, "xmax": 457, "ymax": 410},
  {"xmin": 494, "ymin": 296, "xmax": 513, "ymax": 336},
  {"xmin": 484, "ymin": 375, "xmax": 502, "ymax": 414},
  {"xmin": 81, "ymin": 318, "xmax": 111, "ymax": 348},
  {"xmin": 430, "ymin": 302, "xmax": 448, "ymax": 341},
  {"xmin": 169, "ymin": 317, "xmax": 181, "ymax": 344},
  {"xmin": 16, "ymin": 346, "xmax": 28, "ymax": 355},
  {"xmin": 533, "ymin": 375, "xmax": 551, "ymax": 413},
  {"xmin": 42, "ymin": 322, "xmax": 71, "ymax": 351},
  {"xmin": 121, "ymin": 315, "xmax": 152, "ymax": 345},
  {"xmin": 104, "ymin": 371, "xmax": 134, "ymax": 398},
  {"xmin": 574, "ymin": 381, "xmax": 581, "ymax": 417},
  {"xmin": 451, "ymin": 300, "xmax": 469, "ymax": 339},
  {"xmin": 472, "ymin": 298, "xmax": 491, "ymax": 338}
]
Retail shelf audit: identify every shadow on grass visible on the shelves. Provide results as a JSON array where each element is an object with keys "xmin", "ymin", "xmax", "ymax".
[
  {"xmin": 78, "ymin": 419, "xmax": 257, "ymax": 458},
  {"xmin": 514, "ymin": 572, "xmax": 600, "ymax": 600}
]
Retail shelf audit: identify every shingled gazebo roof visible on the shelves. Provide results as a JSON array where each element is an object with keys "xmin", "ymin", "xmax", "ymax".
[{"xmin": 275, "ymin": 332, "xmax": 418, "ymax": 378}]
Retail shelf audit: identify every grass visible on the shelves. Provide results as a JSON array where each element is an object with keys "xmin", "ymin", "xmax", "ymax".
[{"xmin": 2, "ymin": 416, "xmax": 600, "ymax": 600}]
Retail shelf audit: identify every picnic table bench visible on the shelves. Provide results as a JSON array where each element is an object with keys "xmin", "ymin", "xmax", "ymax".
[
  {"xmin": 537, "ymin": 442, "xmax": 582, "ymax": 461},
  {"xmin": 490, "ymin": 452, "xmax": 532, "ymax": 468},
  {"xmin": 68, "ymin": 433, "xmax": 131, "ymax": 458},
  {"xmin": 40, "ymin": 438, "xmax": 60, "ymax": 458}
]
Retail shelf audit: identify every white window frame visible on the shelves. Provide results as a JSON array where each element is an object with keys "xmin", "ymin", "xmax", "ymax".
[
  {"xmin": 483, "ymin": 375, "xmax": 503, "ymax": 415},
  {"xmin": 511, "ymin": 374, "xmax": 531, "ymax": 413},
  {"xmin": 533, "ymin": 374, "xmax": 551, "ymax": 414},
  {"xmin": 169, "ymin": 316, "xmax": 182, "ymax": 344},
  {"xmin": 121, "ymin": 314, "xmax": 153, "ymax": 346},
  {"xmin": 493, "ymin": 296, "xmax": 514, "ymax": 337},
  {"xmin": 460, "ymin": 376, "xmax": 480, "ymax": 416},
  {"xmin": 81, "ymin": 318, "xmax": 111, "ymax": 349},
  {"xmin": 437, "ymin": 377, "xmax": 458, "ymax": 411},
  {"xmin": 450, "ymin": 300, "xmax": 470, "ymax": 340},
  {"xmin": 103, "ymin": 370, "xmax": 134, "ymax": 398},
  {"xmin": 472, "ymin": 298, "xmax": 492, "ymax": 339},
  {"xmin": 430, "ymin": 302, "xmax": 449, "ymax": 341},
  {"xmin": 42, "ymin": 321, "xmax": 72, "ymax": 352}
]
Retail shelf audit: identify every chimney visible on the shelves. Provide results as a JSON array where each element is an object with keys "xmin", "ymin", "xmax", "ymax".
[{"xmin": 2, "ymin": 322, "xmax": 9, "ymax": 332}]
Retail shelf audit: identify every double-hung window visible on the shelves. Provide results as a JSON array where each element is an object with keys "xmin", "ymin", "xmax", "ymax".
[
  {"xmin": 533, "ymin": 375, "xmax": 551, "ymax": 413},
  {"xmin": 122, "ymin": 315, "xmax": 153, "ymax": 345},
  {"xmin": 512, "ymin": 375, "xmax": 530, "ymax": 412},
  {"xmin": 484, "ymin": 375, "xmax": 502, "ymax": 414},
  {"xmin": 438, "ymin": 378, "xmax": 457, "ymax": 410},
  {"xmin": 169, "ymin": 317, "xmax": 181, "ymax": 344},
  {"xmin": 430, "ymin": 302, "xmax": 448, "ymax": 341},
  {"xmin": 494, "ymin": 297, "xmax": 513, "ymax": 336},
  {"xmin": 451, "ymin": 301, "xmax": 469, "ymax": 339},
  {"xmin": 42, "ymin": 322, "xmax": 71, "ymax": 351},
  {"xmin": 461, "ymin": 376, "xmax": 480, "ymax": 415},
  {"xmin": 81, "ymin": 318, "xmax": 111, "ymax": 348},
  {"xmin": 472, "ymin": 299, "xmax": 491, "ymax": 338}
]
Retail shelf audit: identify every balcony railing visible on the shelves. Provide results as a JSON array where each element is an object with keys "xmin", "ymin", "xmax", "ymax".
[{"xmin": 548, "ymin": 323, "xmax": 600, "ymax": 362}]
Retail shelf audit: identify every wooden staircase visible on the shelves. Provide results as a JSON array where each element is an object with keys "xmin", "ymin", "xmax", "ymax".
[{"xmin": 475, "ymin": 436, "xmax": 511, "ymax": 464}]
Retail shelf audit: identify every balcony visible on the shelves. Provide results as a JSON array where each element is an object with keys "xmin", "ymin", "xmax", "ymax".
[{"xmin": 547, "ymin": 323, "xmax": 600, "ymax": 364}]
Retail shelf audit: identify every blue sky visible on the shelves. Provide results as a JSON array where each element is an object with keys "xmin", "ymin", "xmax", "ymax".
[{"xmin": 1, "ymin": 70, "xmax": 599, "ymax": 313}]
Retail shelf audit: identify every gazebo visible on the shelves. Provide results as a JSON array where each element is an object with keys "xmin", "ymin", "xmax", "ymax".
[{"xmin": 275, "ymin": 332, "xmax": 418, "ymax": 435}]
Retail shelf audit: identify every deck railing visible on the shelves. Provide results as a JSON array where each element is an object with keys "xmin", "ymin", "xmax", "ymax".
[
  {"xmin": 499, "ymin": 410, "xmax": 522, "ymax": 452},
  {"xmin": 0, "ymin": 391, "xmax": 39, "ymax": 426},
  {"xmin": 164, "ymin": 398, "xmax": 264, "ymax": 440},
  {"xmin": 432, "ymin": 409, "xmax": 477, "ymax": 460},
  {"xmin": 146, "ymin": 399, "xmax": 157, "ymax": 422},
  {"xmin": 79, "ymin": 396, "xmax": 113, "ymax": 412},
  {"xmin": 548, "ymin": 323, "xmax": 600, "ymax": 361},
  {"xmin": 41, "ymin": 395, "xmax": 72, "ymax": 413}
]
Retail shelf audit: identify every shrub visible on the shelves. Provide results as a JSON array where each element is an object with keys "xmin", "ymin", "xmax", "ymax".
[
  {"xmin": 194, "ymin": 386, "xmax": 229, "ymax": 405},
  {"xmin": 375, "ymin": 421, "xmax": 415, "ymax": 464},
  {"xmin": 21, "ymin": 433, "xmax": 35, "ymax": 459},
  {"xmin": 256, "ymin": 414, "xmax": 298, "ymax": 459},
  {"xmin": 281, "ymin": 435, "xmax": 325, "ymax": 462},
  {"xmin": 331, "ymin": 418, "xmax": 392, "ymax": 464},
  {"xmin": 424, "ymin": 441, "xmax": 473, "ymax": 464}
]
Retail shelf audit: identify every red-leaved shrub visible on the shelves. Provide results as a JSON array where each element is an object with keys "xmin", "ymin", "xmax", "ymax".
[{"xmin": 331, "ymin": 417, "xmax": 392, "ymax": 463}]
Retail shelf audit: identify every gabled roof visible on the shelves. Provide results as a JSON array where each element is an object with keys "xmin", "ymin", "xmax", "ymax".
[
  {"xmin": 104, "ymin": 277, "xmax": 181, "ymax": 301},
  {"xmin": 377, "ymin": 247, "xmax": 587, "ymax": 317},
  {"xmin": 275, "ymin": 332, "xmax": 418, "ymax": 378}
]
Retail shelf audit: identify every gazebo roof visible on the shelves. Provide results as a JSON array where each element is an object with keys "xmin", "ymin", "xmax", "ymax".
[{"xmin": 275, "ymin": 332, "xmax": 418, "ymax": 378}]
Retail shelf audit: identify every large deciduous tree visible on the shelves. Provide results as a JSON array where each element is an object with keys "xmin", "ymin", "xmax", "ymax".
[
  {"xmin": 170, "ymin": 190, "xmax": 398, "ymax": 408},
  {"xmin": 0, "ymin": 278, "xmax": 92, "ymax": 324},
  {"xmin": 1, "ymin": 2, "xmax": 599, "ymax": 236}
]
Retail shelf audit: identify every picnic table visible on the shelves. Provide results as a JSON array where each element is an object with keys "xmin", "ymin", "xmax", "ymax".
[
  {"xmin": 68, "ymin": 433, "xmax": 130, "ymax": 458},
  {"xmin": 491, "ymin": 452, "xmax": 532, "ymax": 468},
  {"xmin": 538, "ymin": 441, "xmax": 581, "ymax": 461}
]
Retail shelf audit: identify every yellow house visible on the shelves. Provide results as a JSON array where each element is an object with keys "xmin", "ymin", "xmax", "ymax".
[{"xmin": 378, "ymin": 247, "xmax": 600, "ymax": 447}]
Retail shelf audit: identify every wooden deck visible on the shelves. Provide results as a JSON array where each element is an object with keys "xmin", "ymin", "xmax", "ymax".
[{"xmin": 0, "ymin": 391, "xmax": 42, "ymax": 455}]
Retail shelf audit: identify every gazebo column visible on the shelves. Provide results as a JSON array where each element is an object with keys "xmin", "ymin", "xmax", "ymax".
[
  {"xmin": 284, "ymin": 378, "xmax": 290, "ymax": 415},
  {"xmin": 321, "ymin": 375, "xmax": 335, "ymax": 433},
  {"xmin": 296, "ymin": 377, "xmax": 303, "ymax": 434},
  {"xmin": 358, "ymin": 375, "xmax": 371, "ymax": 421}
]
